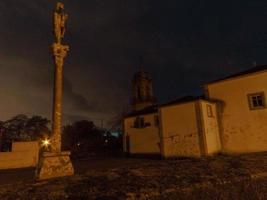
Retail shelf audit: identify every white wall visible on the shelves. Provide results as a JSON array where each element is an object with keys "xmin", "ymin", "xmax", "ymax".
[
  {"xmin": 207, "ymin": 71, "xmax": 267, "ymax": 153},
  {"xmin": 200, "ymin": 101, "xmax": 221, "ymax": 154},
  {"xmin": 160, "ymin": 102, "xmax": 202, "ymax": 157},
  {"xmin": 124, "ymin": 113, "xmax": 160, "ymax": 154}
]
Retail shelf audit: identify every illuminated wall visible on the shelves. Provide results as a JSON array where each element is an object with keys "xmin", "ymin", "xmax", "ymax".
[
  {"xmin": 159, "ymin": 102, "xmax": 202, "ymax": 157},
  {"xmin": 123, "ymin": 113, "xmax": 160, "ymax": 155},
  {"xmin": 124, "ymin": 100, "xmax": 222, "ymax": 158},
  {"xmin": 200, "ymin": 101, "xmax": 221, "ymax": 154},
  {"xmin": 159, "ymin": 100, "xmax": 221, "ymax": 158},
  {"xmin": 0, "ymin": 141, "xmax": 39, "ymax": 170},
  {"xmin": 206, "ymin": 71, "xmax": 267, "ymax": 153}
]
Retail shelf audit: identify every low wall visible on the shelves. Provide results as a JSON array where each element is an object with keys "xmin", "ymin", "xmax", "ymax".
[{"xmin": 0, "ymin": 141, "xmax": 39, "ymax": 170}]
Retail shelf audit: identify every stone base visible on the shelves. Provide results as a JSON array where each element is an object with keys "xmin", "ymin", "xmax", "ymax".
[{"xmin": 37, "ymin": 151, "xmax": 74, "ymax": 180}]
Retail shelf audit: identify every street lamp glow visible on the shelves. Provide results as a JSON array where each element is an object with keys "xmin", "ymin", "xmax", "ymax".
[{"xmin": 42, "ymin": 139, "xmax": 50, "ymax": 147}]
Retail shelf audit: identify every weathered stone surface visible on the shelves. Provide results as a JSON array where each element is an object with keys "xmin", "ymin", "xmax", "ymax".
[
  {"xmin": 37, "ymin": 2, "xmax": 74, "ymax": 180},
  {"xmin": 50, "ymin": 2, "xmax": 69, "ymax": 153},
  {"xmin": 37, "ymin": 151, "xmax": 74, "ymax": 180}
]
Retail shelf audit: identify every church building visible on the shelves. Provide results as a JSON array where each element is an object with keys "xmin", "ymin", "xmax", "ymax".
[
  {"xmin": 123, "ymin": 67, "xmax": 160, "ymax": 156},
  {"xmin": 123, "ymin": 64, "xmax": 267, "ymax": 158}
]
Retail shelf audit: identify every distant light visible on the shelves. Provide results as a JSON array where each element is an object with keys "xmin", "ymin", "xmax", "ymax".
[
  {"xmin": 42, "ymin": 139, "xmax": 50, "ymax": 147},
  {"xmin": 105, "ymin": 140, "xmax": 108, "ymax": 143},
  {"xmin": 77, "ymin": 143, "xmax": 80, "ymax": 146}
]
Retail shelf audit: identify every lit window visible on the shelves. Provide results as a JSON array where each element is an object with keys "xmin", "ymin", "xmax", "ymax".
[
  {"xmin": 248, "ymin": 92, "xmax": 266, "ymax": 110},
  {"xmin": 207, "ymin": 104, "xmax": 214, "ymax": 117}
]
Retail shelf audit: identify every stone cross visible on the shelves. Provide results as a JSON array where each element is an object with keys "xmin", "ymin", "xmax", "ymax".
[
  {"xmin": 51, "ymin": 2, "xmax": 69, "ymax": 153},
  {"xmin": 37, "ymin": 2, "xmax": 74, "ymax": 180}
]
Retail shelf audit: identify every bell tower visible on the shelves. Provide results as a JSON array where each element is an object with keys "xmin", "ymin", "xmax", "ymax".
[{"xmin": 131, "ymin": 60, "xmax": 156, "ymax": 111}]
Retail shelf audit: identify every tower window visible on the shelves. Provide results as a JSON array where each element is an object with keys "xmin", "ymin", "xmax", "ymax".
[
  {"xmin": 206, "ymin": 104, "xmax": 214, "ymax": 118},
  {"xmin": 154, "ymin": 115, "xmax": 159, "ymax": 126},
  {"xmin": 140, "ymin": 117, "xmax": 145, "ymax": 127},
  {"xmin": 248, "ymin": 92, "xmax": 266, "ymax": 110},
  {"xmin": 133, "ymin": 117, "xmax": 151, "ymax": 128}
]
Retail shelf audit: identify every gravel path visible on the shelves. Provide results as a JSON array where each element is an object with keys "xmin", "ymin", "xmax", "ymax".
[{"xmin": 0, "ymin": 153, "xmax": 267, "ymax": 199}]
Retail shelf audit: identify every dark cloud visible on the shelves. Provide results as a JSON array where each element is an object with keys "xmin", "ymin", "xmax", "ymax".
[
  {"xmin": 1, "ymin": 0, "xmax": 267, "ymax": 127},
  {"xmin": 63, "ymin": 77, "xmax": 97, "ymax": 112}
]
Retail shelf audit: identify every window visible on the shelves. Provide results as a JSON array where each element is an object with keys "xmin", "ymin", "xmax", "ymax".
[
  {"xmin": 154, "ymin": 115, "xmax": 159, "ymax": 126},
  {"xmin": 248, "ymin": 92, "xmax": 266, "ymax": 110},
  {"xmin": 133, "ymin": 117, "xmax": 147, "ymax": 128},
  {"xmin": 206, "ymin": 104, "xmax": 214, "ymax": 118},
  {"xmin": 145, "ymin": 122, "xmax": 151, "ymax": 127},
  {"xmin": 139, "ymin": 117, "xmax": 145, "ymax": 127}
]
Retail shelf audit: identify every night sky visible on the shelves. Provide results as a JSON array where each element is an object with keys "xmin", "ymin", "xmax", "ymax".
[{"xmin": 1, "ymin": 0, "xmax": 267, "ymax": 127}]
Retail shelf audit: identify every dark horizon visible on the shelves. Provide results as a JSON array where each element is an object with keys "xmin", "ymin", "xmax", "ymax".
[{"xmin": 1, "ymin": 0, "xmax": 267, "ymax": 127}]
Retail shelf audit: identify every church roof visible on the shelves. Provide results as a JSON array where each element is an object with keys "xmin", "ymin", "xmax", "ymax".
[
  {"xmin": 206, "ymin": 65, "xmax": 267, "ymax": 85},
  {"xmin": 125, "ymin": 96, "xmax": 205, "ymax": 118},
  {"xmin": 159, "ymin": 95, "xmax": 204, "ymax": 107}
]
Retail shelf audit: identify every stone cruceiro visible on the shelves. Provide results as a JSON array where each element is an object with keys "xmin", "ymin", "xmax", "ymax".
[{"xmin": 37, "ymin": 2, "xmax": 74, "ymax": 180}]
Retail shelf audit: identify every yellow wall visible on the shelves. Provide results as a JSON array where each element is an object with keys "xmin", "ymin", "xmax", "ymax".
[
  {"xmin": 160, "ymin": 102, "xmax": 201, "ymax": 157},
  {"xmin": 124, "ymin": 113, "xmax": 160, "ymax": 154},
  {"xmin": 200, "ymin": 101, "xmax": 221, "ymax": 154},
  {"xmin": 207, "ymin": 71, "xmax": 267, "ymax": 153},
  {"xmin": 0, "ymin": 141, "xmax": 39, "ymax": 170},
  {"xmin": 12, "ymin": 141, "xmax": 39, "ymax": 153}
]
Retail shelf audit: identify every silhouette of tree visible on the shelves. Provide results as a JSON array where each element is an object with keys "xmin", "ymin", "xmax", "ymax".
[
  {"xmin": 62, "ymin": 119, "xmax": 123, "ymax": 157},
  {"xmin": 2, "ymin": 114, "xmax": 50, "ymax": 144},
  {"xmin": 62, "ymin": 120, "xmax": 103, "ymax": 152}
]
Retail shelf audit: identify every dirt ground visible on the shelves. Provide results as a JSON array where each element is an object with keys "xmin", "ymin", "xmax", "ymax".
[
  {"xmin": 0, "ymin": 157, "xmax": 151, "ymax": 185},
  {"xmin": 1, "ymin": 153, "xmax": 267, "ymax": 199}
]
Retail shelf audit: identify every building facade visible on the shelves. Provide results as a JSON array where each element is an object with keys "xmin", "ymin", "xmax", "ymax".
[
  {"xmin": 159, "ymin": 99, "xmax": 221, "ymax": 157},
  {"xmin": 205, "ymin": 66, "xmax": 267, "ymax": 153},
  {"xmin": 124, "ymin": 65, "xmax": 267, "ymax": 158},
  {"xmin": 123, "ymin": 108, "xmax": 160, "ymax": 156}
]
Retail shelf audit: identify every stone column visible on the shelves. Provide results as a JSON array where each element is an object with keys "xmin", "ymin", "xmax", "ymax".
[
  {"xmin": 37, "ymin": 2, "xmax": 74, "ymax": 180},
  {"xmin": 51, "ymin": 43, "xmax": 69, "ymax": 153}
]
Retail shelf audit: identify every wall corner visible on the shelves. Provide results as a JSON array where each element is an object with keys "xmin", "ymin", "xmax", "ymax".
[{"xmin": 195, "ymin": 101, "xmax": 208, "ymax": 156}]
